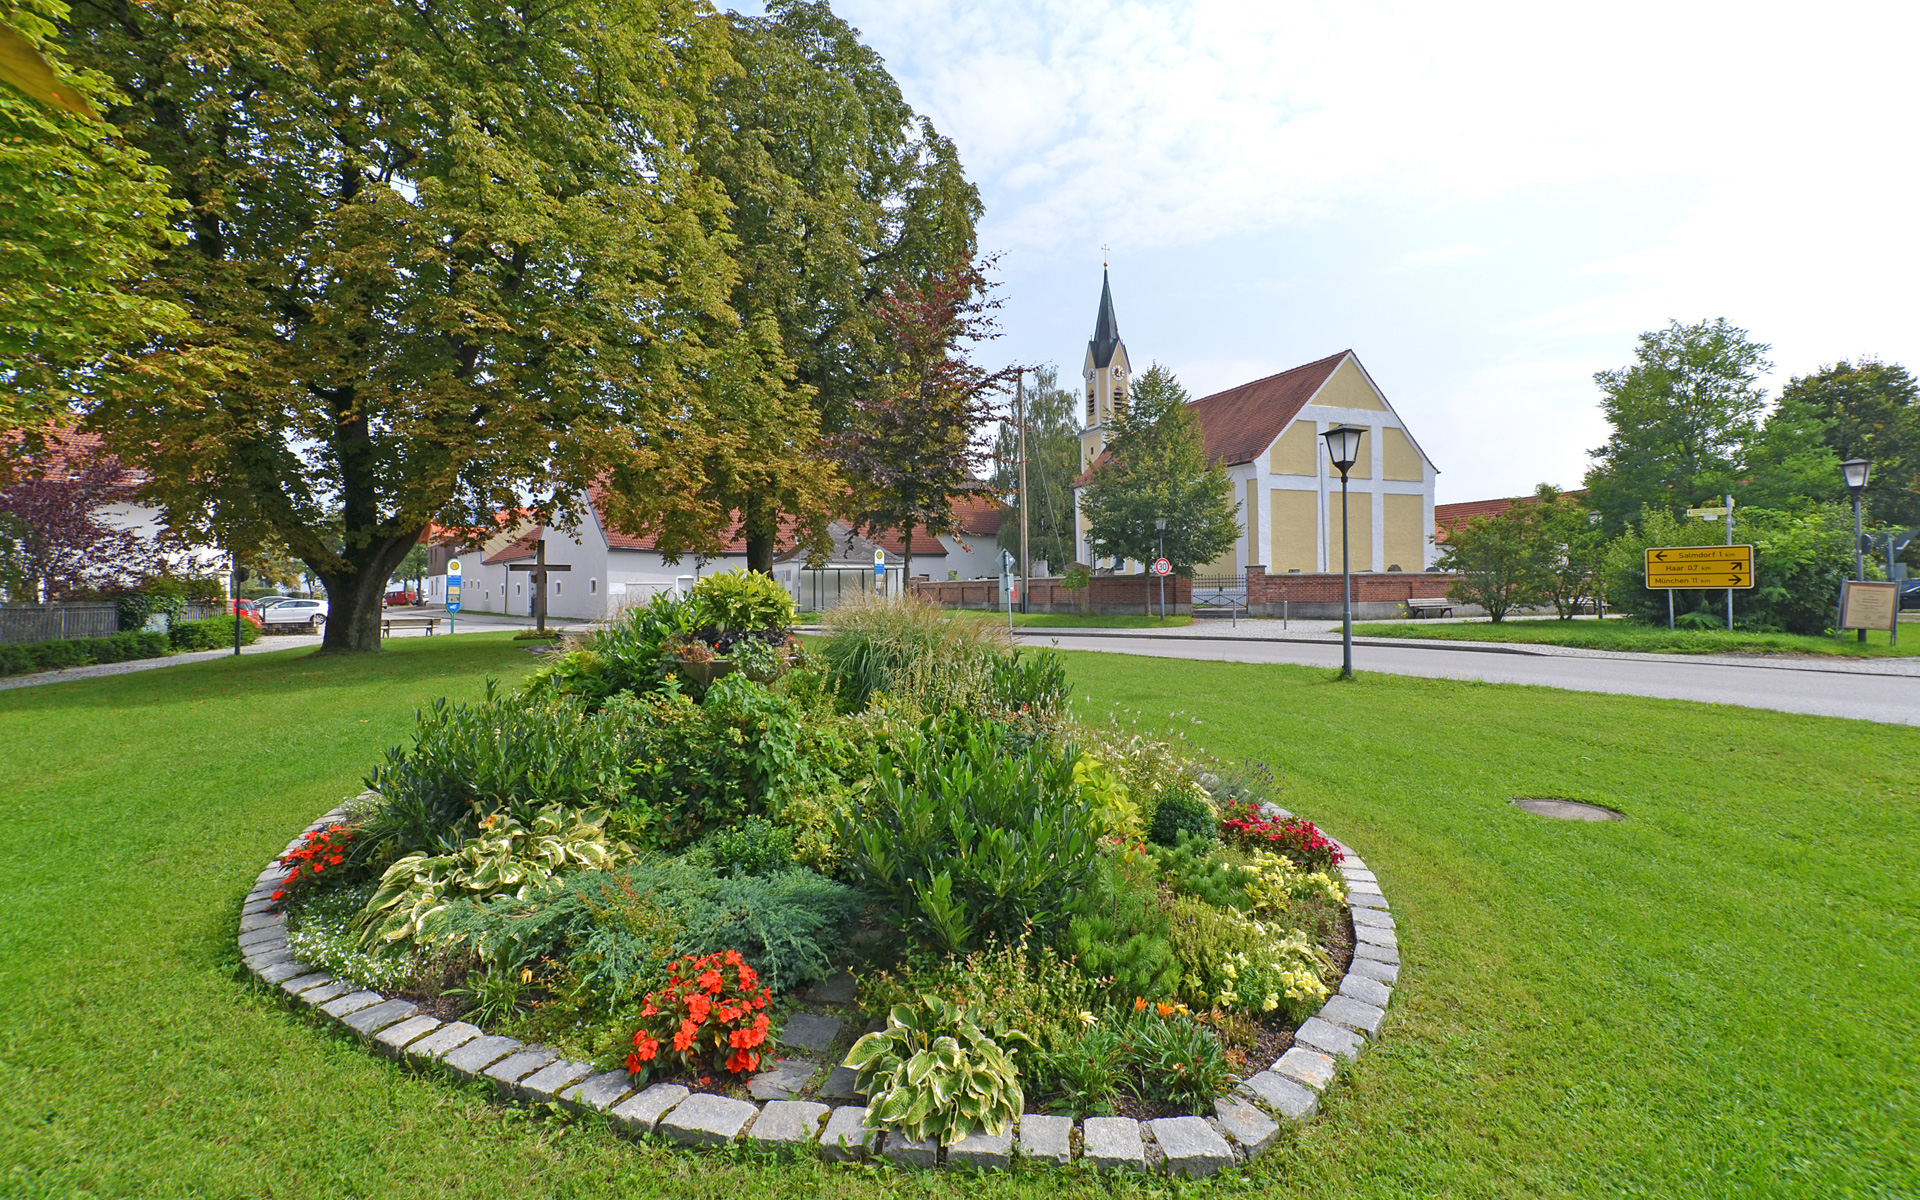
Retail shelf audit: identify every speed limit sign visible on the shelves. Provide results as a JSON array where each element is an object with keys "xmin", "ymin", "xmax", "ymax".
[{"xmin": 1151, "ymin": 557, "xmax": 1171, "ymax": 576}]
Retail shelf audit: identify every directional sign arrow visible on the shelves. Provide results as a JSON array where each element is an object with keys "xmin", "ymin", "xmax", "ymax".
[{"xmin": 1655, "ymin": 551, "xmax": 1668, "ymax": 561}]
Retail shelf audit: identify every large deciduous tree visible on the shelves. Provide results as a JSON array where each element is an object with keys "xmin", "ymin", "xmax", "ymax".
[
  {"xmin": 831, "ymin": 258, "xmax": 1015, "ymax": 580},
  {"xmin": 1778, "ymin": 358, "xmax": 1920, "ymax": 528},
  {"xmin": 0, "ymin": 0, "xmax": 191, "ymax": 430},
  {"xmin": 1584, "ymin": 319, "xmax": 1772, "ymax": 534},
  {"xmin": 65, "ymin": 0, "xmax": 768, "ymax": 651},
  {"xmin": 679, "ymin": 0, "xmax": 980, "ymax": 572},
  {"xmin": 991, "ymin": 366, "xmax": 1082, "ymax": 574},
  {"xmin": 1080, "ymin": 364, "xmax": 1239, "ymax": 580}
]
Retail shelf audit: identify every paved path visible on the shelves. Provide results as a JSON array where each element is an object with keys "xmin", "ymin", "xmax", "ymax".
[{"xmin": 1021, "ymin": 626, "xmax": 1920, "ymax": 726}]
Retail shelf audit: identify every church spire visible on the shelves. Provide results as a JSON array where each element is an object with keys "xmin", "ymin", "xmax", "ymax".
[{"xmin": 1089, "ymin": 267, "xmax": 1122, "ymax": 369}]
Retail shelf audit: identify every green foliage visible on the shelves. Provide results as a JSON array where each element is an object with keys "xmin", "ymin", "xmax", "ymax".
[
  {"xmin": 837, "ymin": 709, "xmax": 1098, "ymax": 952},
  {"xmin": 359, "ymin": 684, "xmax": 633, "ymax": 865},
  {"xmin": 1780, "ymin": 358, "xmax": 1919, "ymax": 528},
  {"xmin": 991, "ymin": 365, "xmax": 1085, "ymax": 573},
  {"xmin": 443, "ymin": 964, "xmax": 529, "ymax": 1027},
  {"xmin": 863, "ymin": 933, "xmax": 1104, "ymax": 1071},
  {"xmin": 0, "ymin": 630, "xmax": 169, "ymax": 676},
  {"xmin": 688, "ymin": 568, "xmax": 797, "ymax": 636},
  {"xmin": 167, "ymin": 615, "xmax": 258, "ymax": 651},
  {"xmin": 1436, "ymin": 502, "xmax": 1549, "ymax": 623},
  {"xmin": 988, "ymin": 648, "xmax": 1070, "ymax": 716},
  {"xmin": 1028, "ymin": 1021, "xmax": 1125, "ymax": 1115},
  {"xmin": 1150, "ymin": 833, "xmax": 1255, "ymax": 910},
  {"xmin": 1585, "ymin": 319, "xmax": 1773, "ymax": 534},
  {"xmin": 1602, "ymin": 505, "xmax": 1855, "ymax": 634},
  {"xmin": 618, "ymin": 673, "xmax": 807, "ymax": 847},
  {"xmin": 526, "ymin": 591, "xmax": 697, "ymax": 709},
  {"xmin": 360, "ymin": 805, "xmax": 623, "ymax": 950},
  {"xmin": 1069, "ymin": 754, "xmax": 1142, "ymax": 840},
  {"xmin": 691, "ymin": 816, "xmax": 794, "ymax": 878},
  {"xmin": 1065, "ymin": 851, "xmax": 1182, "ymax": 1002},
  {"xmin": 1148, "ymin": 790, "xmax": 1217, "ymax": 848},
  {"xmin": 1163, "ymin": 895, "xmax": 1332, "ymax": 1020},
  {"xmin": 1123, "ymin": 1009, "xmax": 1236, "ymax": 1113},
  {"xmin": 283, "ymin": 881, "xmax": 414, "ymax": 993},
  {"xmin": 1075, "ymin": 724, "xmax": 1211, "ymax": 839},
  {"xmin": 820, "ymin": 593, "xmax": 1010, "ymax": 712},
  {"xmin": 846, "ymin": 994, "xmax": 1028, "ymax": 1143},
  {"xmin": 114, "ymin": 584, "xmax": 186, "ymax": 632},
  {"xmin": 1080, "ymin": 364, "xmax": 1240, "ymax": 574}
]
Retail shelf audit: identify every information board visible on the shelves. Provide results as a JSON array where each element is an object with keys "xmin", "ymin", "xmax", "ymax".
[
  {"xmin": 1839, "ymin": 580, "xmax": 1898, "ymax": 632},
  {"xmin": 1644, "ymin": 545, "xmax": 1755, "ymax": 590}
]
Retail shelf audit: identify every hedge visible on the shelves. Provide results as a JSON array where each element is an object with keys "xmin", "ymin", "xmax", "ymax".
[
  {"xmin": 169, "ymin": 616, "xmax": 262, "ymax": 652},
  {"xmin": 0, "ymin": 631, "xmax": 173, "ymax": 677}
]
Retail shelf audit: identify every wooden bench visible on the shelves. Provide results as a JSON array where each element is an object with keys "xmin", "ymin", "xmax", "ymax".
[
  {"xmin": 1403, "ymin": 597, "xmax": 1453, "ymax": 619},
  {"xmin": 381, "ymin": 616, "xmax": 440, "ymax": 637}
]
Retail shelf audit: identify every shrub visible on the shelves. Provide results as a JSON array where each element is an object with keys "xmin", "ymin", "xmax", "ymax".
[
  {"xmin": 847, "ymin": 994, "xmax": 1027, "ymax": 1142},
  {"xmin": 115, "ymin": 583, "xmax": 186, "ymax": 631},
  {"xmin": 688, "ymin": 569, "xmax": 796, "ymax": 643},
  {"xmin": 1219, "ymin": 802, "xmax": 1343, "ymax": 870},
  {"xmin": 1150, "ymin": 833, "xmax": 1257, "ymax": 910},
  {"xmin": 693, "ymin": 816, "xmax": 794, "ymax": 877},
  {"xmin": 526, "ymin": 591, "xmax": 696, "ymax": 708},
  {"xmin": 1122, "ymin": 1007, "xmax": 1236, "ymax": 1113},
  {"xmin": 1149, "ymin": 789, "xmax": 1216, "ymax": 847},
  {"xmin": 1029, "ymin": 1022, "xmax": 1125, "ymax": 1115},
  {"xmin": 837, "ymin": 709, "xmax": 1098, "ymax": 952},
  {"xmin": 1163, "ymin": 895, "xmax": 1332, "ymax": 1020},
  {"xmin": 0, "ymin": 630, "xmax": 171, "ymax": 676},
  {"xmin": 617, "ymin": 674, "xmax": 808, "ymax": 847},
  {"xmin": 1601, "ymin": 504, "xmax": 1854, "ymax": 634},
  {"xmin": 169, "ymin": 615, "xmax": 259, "ymax": 651},
  {"xmin": 1065, "ymin": 851, "xmax": 1182, "ymax": 1002},
  {"xmin": 820, "ymin": 593, "xmax": 1008, "ymax": 712},
  {"xmin": 358, "ymin": 684, "xmax": 633, "ymax": 864},
  {"xmin": 988, "ymin": 648, "xmax": 1071, "ymax": 717},
  {"xmin": 360, "ymin": 805, "xmax": 624, "ymax": 950},
  {"xmin": 626, "ymin": 950, "xmax": 774, "ymax": 1079}
]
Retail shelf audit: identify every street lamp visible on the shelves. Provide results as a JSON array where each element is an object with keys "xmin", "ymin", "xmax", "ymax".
[
  {"xmin": 1323, "ymin": 425, "xmax": 1365, "ymax": 678},
  {"xmin": 1842, "ymin": 458, "xmax": 1871, "ymax": 642},
  {"xmin": 1155, "ymin": 516, "xmax": 1167, "ymax": 620}
]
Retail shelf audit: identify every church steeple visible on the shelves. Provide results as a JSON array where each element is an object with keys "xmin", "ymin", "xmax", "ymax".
[
  {"xmin": 1080, "ymin": 267, "xmax": 1132, "ymax": 467},
  {"xmin": 1090, "ymin": 269, "xmax": 1122, "ymax": 369}
]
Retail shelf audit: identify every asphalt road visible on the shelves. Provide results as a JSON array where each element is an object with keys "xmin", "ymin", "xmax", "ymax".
[{"xmin": 1023, "ymin": 630, "xmax": 1920, "ymax": 727}]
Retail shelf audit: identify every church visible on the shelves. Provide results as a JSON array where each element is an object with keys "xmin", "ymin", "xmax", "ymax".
[{"xmin": 1072, "ymin": 271, "xmax": 1439, "ymax": 577}]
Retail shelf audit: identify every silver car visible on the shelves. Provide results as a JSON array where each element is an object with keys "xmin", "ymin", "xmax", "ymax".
[{"xmin": 263, "ymin": 597, "xmax": 328, "ymax": 631}]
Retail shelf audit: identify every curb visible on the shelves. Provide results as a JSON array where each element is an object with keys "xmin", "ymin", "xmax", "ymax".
[{"xmin": 240, "ymin": 804, "xmax": 1397, "ymax": 1177}]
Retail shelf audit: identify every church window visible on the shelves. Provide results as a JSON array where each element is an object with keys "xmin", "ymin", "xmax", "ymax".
[
  {"xmin": 590, "ymin": 579, "xmax": 598, "ymax": 594},
  {"xmin": 1087, "ymin": 388, "xmax": 1095, "ymax": 421}
]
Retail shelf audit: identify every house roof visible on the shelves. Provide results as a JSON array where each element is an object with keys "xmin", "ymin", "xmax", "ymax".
[
  {"xmin": 1433, "ymin": 490, "xmax": 1587, "ymax": 543},
  {"xmin": 1089, "ymin": 268, "xmax": 1123, "ymax": 369},
  {"xmin": 949, "ymin": 493, "xmax": 1008, "ymax": 538},
  {"xmin": 4, "ymin": 425, "xmax": 143, "ymax": 487},
  {"xmin": 1187, "ymin": 350, "xmax": 1351, "ymax": 466},
  {"xmin": 483, "ymin": 527, "xmax": 544, "ymax": 564}
]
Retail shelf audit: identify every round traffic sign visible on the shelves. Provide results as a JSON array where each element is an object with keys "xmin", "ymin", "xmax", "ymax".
[
  {"xmin": 1152, "ymin": 557, "xmax": 1172, "ymax": 576},
  {"xmin": 873, "ymin": 548, "xmax": 885, "ymax": 565}
]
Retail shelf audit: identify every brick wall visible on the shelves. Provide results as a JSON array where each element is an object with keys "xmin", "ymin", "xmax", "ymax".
[{"xmin": 1245, "ymin": 566, "xmax": 1473, "ymax": 619}]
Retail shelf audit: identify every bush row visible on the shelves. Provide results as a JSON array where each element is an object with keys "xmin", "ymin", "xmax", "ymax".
[{"xmin": 0, "ymin": 630, "xmax": 171, "ymax": 676}]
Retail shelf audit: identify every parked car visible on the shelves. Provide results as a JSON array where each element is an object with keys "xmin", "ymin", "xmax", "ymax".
[
  {"xmin": 1900, "ymin": 579, "xmax": 1920, "ymax": 611},
  {"xmin": 261, "ymin": 597, "xmax": 328, "ymax": 631},
  {"xmin": 227, "ymin": 599, "xmax": 265, "ymax": 630},
  {"xmin": 385, "ymin": 590, "xmax": 417, "ymax": 607}
]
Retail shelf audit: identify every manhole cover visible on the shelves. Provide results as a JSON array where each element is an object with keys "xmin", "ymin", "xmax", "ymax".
[{"xmin": 1512, "ymin": 797, "xmax": 1623, "ymax": 822}]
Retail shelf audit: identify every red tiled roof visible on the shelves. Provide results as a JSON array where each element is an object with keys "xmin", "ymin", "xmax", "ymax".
[
  {"xmin": 1433, "ymin": 490, "xmax": 1587, "ymax": 543},
  {"xmin": 1187, "ymin": 350, "xmax": 1350, "ymax": 466},
  {"xmin": 948, "ymin": 494, "xmax": 1007, "ymax": 538},
  {"xmin": 4, "ymin": 424, "xmax": 143, "ymax": 487},
  {"xmin": 862, "ymin": 526, "xmax": 947, "ymax": 556},
  {"xmin": 484, "ymin": 527, "xmax": 543, "ymax": 564}
]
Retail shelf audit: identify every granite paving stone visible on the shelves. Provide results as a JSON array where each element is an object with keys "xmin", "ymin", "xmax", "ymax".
[
  {"xmin": 778, "ymin": 1012, "xmax": 844, "ymax": 1055},
  {"xmin": 1213, "ymin": 1096, "xmax": 1279, "ymax": 1156},
  {"xmin": 1320, "ymin": 995, "xmax": 1387, "ymax": 1038},
  {"xmin": 1081, "ymin": 1117, "xmax": 1145, "ymax": 1171},
  {"xmin": 747, "ymin": 1100, "xmax": 829, "ymax": 1154},
  {"xmin": 1147, "ymin": 1116, "xmax": 1235, "ymax": 1178},
  {"xmin": 278, "ymin": 971, "xmax": 332, "ymax": 997},
  {"xmin": 519, "ymin": 1059, "xmax": 595, "ymax": 1102},
  {"xmin": 405, "ymin": 1021, "xmax": 481, "ymax": 1063},
  {"xmin": 881, "ymin": 1131, "xmax": 940, "ymax": 1168},
  {"xmin": 1347, "ymin": 890, "xmax": 1389, "ymax": 910},
  {"xmin": 373, "ymin": 1015, "xmax": 442, "ymax": 1058},
  {"xmin": 609, "ymin": 1083, "xmax": 689, "ymax": 1134},
  {"xmin": 818, "ymin": 1105, "xmax": 879, "ymax": 1161},
  {"xmin": 1353, "ymin": 941, "xmax": 1400, "ymax": 966},
  {"xmin": 294, "ymin": 980, "xmax": 351, "ymax": 1008},
  {"xmin": 1293, "ymin": 1016, "xmax": 1365, "ymax": 1062},
  {"xmin": 806, "ymin": 972, "xmax": 859, "ymax": 1005},
  {"xmin": 946, "ymin": 1127, "xmax": 1012, "ymax": 1170},
  {"xmin": 317, "ymin": 990, "xmax": 384, "ymax": 1019},
  {"xmin": 559, "ymin": 1070, "xmax": 637, "ymax": 1114},
  {"xmin": 1347, "ymin": 957, "xmax": 1400, "ymax": 985},
  {"xmin": 1274, "ymin": 1047, "xmax": 1337, "ymax": 1091},
  {"xmin": 1356, "ymin": 925, "xmax": 1398, "ymax": 949},
  {"xmin": 1349, "ymin": 907, "xmax": 1394, "ymax": 930},
  {"xmin": 238, "ymin": 910, "xmax": 285, "ymax": 935},
  {"xmin": 658, "ymin": 1092, "xmax": 757, "ymax": 1147},
  {"xmin": 748, "ymin": 1058, "xmax": 816, "ymax": 1101},
  {"xmin": 1346, "ymin": 879, "xmax": 1383, "ymax": 896},
  {"xmin": 486, "ymin": 1048, "xmax": 560, "ymax": 1097},
  {"xmin": 1340, "ymin": 973, "xmax": 1392, "ymax": 1008},
  {"xmin": 1015, "ymin": 1114, "xmax": 1073, "ymax": 1165},
  {"xmin": 342, "ymin": 998, "xmax": 420, "ymax": 1038},
  {"xmin": 1239, "ymin": 1071, "xmax": 1320, "ymax": 1120},
  {"xmin": 237, "ymin": 927, "xmax": 285, "ymax": 951},
  {"xmin": 1341, "ymin": 868, "xmax": 1377, "ymax": 883},
  {"xmin": 442, "ymin": 1034, "xmax": 522, "ymax": 1078},
  {"xmin": 256, "ymin": 958, "xmax": 310, "ymax": 986},
  {"xmin": 817, "ymin": 1064, "xmax": 863, "ymax": 1101}
]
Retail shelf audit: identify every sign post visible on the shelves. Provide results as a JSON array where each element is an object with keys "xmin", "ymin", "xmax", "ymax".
[
  {"xmin": 999, "ymin": 548, "xmax": 1016, "ymax": 633},
  {"xmin": 873, "ymin": 548, "xmax": 886, "ymax": 598},
  {"xmin": 1839, "ymin": 580, "xmax": 1899, "ymax": 637},
  {"xmin": 1152, "ymin": 556, "xmax": 1171, "ymax": 620},
  {"xmin": 1644, "ymin": 544, "xmax": 1755, "ymax": 630},
  {"xmin": 445, "ymin": 558, "xmax": 462, "ymax": 636}
]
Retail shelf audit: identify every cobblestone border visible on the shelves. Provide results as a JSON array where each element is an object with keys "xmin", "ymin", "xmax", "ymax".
[{"xmin": 239, "ymin": 803, "xmax": 1397, "ymax": 1178}]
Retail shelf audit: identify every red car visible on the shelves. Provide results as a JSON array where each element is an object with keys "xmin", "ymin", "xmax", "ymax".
[
  {"xmin": 227, "ymin": 599, "xmax": 265, "ymax": 629},
  {"xmin": 385, "ymin": 590, "xmax": 418, "ymax": 607}
]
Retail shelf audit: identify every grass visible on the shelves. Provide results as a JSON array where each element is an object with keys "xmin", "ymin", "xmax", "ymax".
[
  {"xmin": 1350, "ymin": 616, "xmax": 1920, "ymax": 657},
  {"xmin": 1, "ymin": 636, "xmax": 1914, "ymax": 1197}
]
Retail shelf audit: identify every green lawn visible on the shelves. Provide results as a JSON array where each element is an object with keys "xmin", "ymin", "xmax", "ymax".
[
  {"xmin": 1351, "ymin": 616, "xmax": 1920, "ymax": 657},
  {"xmin": 1, "ymin": 636, "xmax": 1913, "ymax": 1197}
]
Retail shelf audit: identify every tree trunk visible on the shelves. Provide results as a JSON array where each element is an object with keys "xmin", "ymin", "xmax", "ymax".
[
  {"xmin": 314, "ymin": 532, "xmax": 422, "ymax": 653},
  {"xmin": 901, "ymin": 521, "xmax": 914, "ymax": 595},
  {"xmin": 742, "ymin": 494, "xmax": 775, "ymax": 575}
]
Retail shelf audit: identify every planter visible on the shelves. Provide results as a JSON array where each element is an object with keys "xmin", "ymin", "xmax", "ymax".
[{"xmin": 665, "ymin": 657, "xmax": 734, "ymax": 687}]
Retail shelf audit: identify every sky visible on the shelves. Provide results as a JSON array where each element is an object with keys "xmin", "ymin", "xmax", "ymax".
[{"xmin": 730, "ymin": 0, "xmax": 1920, "ymax": 504}]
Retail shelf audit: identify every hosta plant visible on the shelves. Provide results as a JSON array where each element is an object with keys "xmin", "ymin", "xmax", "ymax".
[
  {"xmin": 360, "ymin": 805, "xmax": 621, "ymax": 949},
  {"xmin": 627, "ymin": 950, "xmax": 773, "ymax": 1078},
  {"xmin": 846, "ymin": 994, "xmax": 1029, "ymax": 1143}
]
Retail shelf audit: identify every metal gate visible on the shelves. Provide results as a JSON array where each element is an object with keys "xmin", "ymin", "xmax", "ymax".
[{"xmin": 1190, "ymin": 574, "xmax": 1248, "ymax": 623}]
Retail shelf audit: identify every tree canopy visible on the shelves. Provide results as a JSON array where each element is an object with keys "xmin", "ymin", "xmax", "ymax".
[
  {"xmin": 991, "ymin": 366, "xmax": 1081, "ymax": 574},
  {"xmin": 64, "ymin": 0, "xmax": 815, "ymax": 650},
  {"xmin": 1778, "ymin": 358, "xmax": 1920, "ymax": 528},
  {"xmin": 1080, "ymin": 365, "xmax": 1238, "ymax": 576}
]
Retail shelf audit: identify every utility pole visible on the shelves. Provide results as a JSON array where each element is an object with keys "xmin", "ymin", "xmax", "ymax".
[{"xmin": 1017, "ymin": 372, "xmax": 1030, "ymax": 614}]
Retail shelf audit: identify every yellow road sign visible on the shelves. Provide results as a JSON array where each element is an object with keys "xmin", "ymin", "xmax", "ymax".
[{"xmin": 1644, "ymin": 544, "xmax": 1755, "ymax": 589}]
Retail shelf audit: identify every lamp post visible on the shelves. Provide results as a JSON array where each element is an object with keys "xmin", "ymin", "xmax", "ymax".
[
  {"xmin": 1323, "ymin": 425, "xmax": 1365, "ymax": 678},
  {"xmin": 1155, "ymin": 516, "xmax": 1167, "ymax": 620},
  {"xmin": 1842, "ymin": 457, "xmax": 1871, "ymax": 643}
]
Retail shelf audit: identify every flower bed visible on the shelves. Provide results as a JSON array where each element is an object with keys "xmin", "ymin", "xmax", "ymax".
[{"xmin": 243, "ymin": 581, "xmax": 1399, "ymax": 1176}]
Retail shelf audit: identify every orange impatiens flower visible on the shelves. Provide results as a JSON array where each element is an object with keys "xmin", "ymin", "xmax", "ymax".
[{"xmin": 1134, "ymin": 996, "xmax": 1148, "ymax": 1012}]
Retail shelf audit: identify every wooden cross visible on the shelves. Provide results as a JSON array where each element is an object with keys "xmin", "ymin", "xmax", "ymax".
[{"xmin": 508, "ymin": 537, "xmax": 570, "ymax": 633}]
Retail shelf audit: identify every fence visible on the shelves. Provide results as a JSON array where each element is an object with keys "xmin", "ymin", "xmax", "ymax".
[{"xmin": 0, "ymin": 602, "xmax": 122, "ymax": 644}]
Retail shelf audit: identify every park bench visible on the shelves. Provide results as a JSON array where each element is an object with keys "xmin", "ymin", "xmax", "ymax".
[
  {"xmin": 1403, "ymin": 597, "xmax": 1453, "ymax": 619},
  {"xmin": 381, "ymin": 615, "xmax": 440, "ymax": 637}
]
